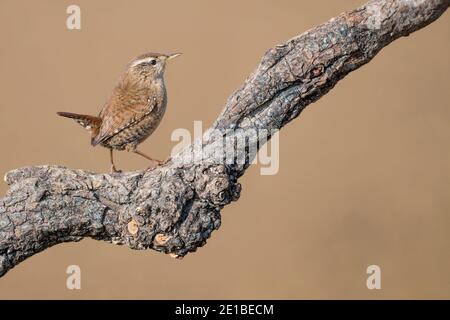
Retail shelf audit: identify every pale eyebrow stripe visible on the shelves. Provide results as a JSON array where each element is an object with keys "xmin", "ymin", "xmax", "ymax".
[{"xmin": 130, "ymin": 57, "xmax": 155, "ymax": 67}]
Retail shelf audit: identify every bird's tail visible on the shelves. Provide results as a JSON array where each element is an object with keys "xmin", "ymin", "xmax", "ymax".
[{"xmin": 57, "ymin": 112, "xmax": 102, "ymax": 144}]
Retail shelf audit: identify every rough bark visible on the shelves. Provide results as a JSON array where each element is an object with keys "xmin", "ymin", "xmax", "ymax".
[{"xmin": 0, "ymin": 0, "xmax": 448, "ymax": 277}]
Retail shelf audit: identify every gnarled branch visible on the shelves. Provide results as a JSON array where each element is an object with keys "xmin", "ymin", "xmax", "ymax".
[{"xmin": 0, "ymin": 0, "xmax": 448, "ymax": 277}]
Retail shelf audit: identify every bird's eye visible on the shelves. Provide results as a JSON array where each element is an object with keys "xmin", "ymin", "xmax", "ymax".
[{"xmin": 149, "ymin": 59, "xmax": 157, "ymax": 65}]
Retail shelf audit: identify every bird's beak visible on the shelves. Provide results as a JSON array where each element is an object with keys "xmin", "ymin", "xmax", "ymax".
[{"xmin": 166, "ymin": 53, "xmax": 182, "ymax": 61}]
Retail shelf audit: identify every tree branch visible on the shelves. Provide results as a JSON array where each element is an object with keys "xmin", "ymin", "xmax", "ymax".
[{"xmin": 1, "ymin": 0, "xmax": 448, "ymax": 277}]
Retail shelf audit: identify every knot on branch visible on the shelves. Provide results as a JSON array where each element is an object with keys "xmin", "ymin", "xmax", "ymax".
[
  {"xmin": 107, "ymin": 164, "xmax": 241, "ymax": 258},
  {"xmin": 193, "ymin": 164, "xmax": 241, "ymax": 206}
]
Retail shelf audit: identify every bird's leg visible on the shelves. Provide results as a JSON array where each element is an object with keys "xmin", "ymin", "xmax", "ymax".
[
  {"xmin": 133, "ymin": 149, "xmax": 163, "ymax": 168},
  {"xmin": 109, "ymin": 149, "xmax": 121, "ymax": 173}
]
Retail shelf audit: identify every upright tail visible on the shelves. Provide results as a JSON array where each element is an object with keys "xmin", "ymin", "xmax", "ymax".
[{"xmin": 57, "ymin": 112, "xmax": 102, "ymax": 145}]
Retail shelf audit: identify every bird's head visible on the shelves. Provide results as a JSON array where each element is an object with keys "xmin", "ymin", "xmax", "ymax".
[{"xmin": 126, "ymin": 52, "xmax": 182, "ymax": 82}]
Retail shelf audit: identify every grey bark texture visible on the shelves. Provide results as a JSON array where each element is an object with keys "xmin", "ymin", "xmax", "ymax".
[{"xmin": 0, "ymin": 0, "xmax": 448, "ymax": 277}]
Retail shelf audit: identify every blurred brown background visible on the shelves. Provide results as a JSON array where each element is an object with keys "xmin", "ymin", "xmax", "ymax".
[{"xmin": 0, "ymin": 0, "xmax": 449, "ymax": 299}]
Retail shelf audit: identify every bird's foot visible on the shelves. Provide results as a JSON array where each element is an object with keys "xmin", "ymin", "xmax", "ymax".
[
  {"xmin": 110, "ymin": 165, "xmax": 122, "ymax": 174},
  {"xmin": 149, "ymin": 155, "xmax": 172, "ymax": 168},
  {"xmin": 161, "ymin": 155, "xmax": 172, "ymax": 165},
  {"xmin": 146, "ymin": 159, "xmax": 165, "ymax": 171}
]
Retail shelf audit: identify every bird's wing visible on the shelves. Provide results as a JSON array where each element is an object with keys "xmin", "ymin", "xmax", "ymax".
[{"xmin": 92, "ymin": 99, "xmax": 157, "ymax": 146}]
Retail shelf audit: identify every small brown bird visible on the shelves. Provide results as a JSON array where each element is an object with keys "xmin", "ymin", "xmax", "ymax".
[{"xmin": 57, "ymin": 52, "xmax": 181, "ymax": 173}]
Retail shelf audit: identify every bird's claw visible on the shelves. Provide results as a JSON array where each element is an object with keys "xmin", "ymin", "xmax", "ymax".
[
  {"xmin": 110, "ymin": 165, "xmax": 122, "ymax": 174},
  {"xmin": 145, "ymin": 158, "xmax": 170, "ymax": 171}
]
